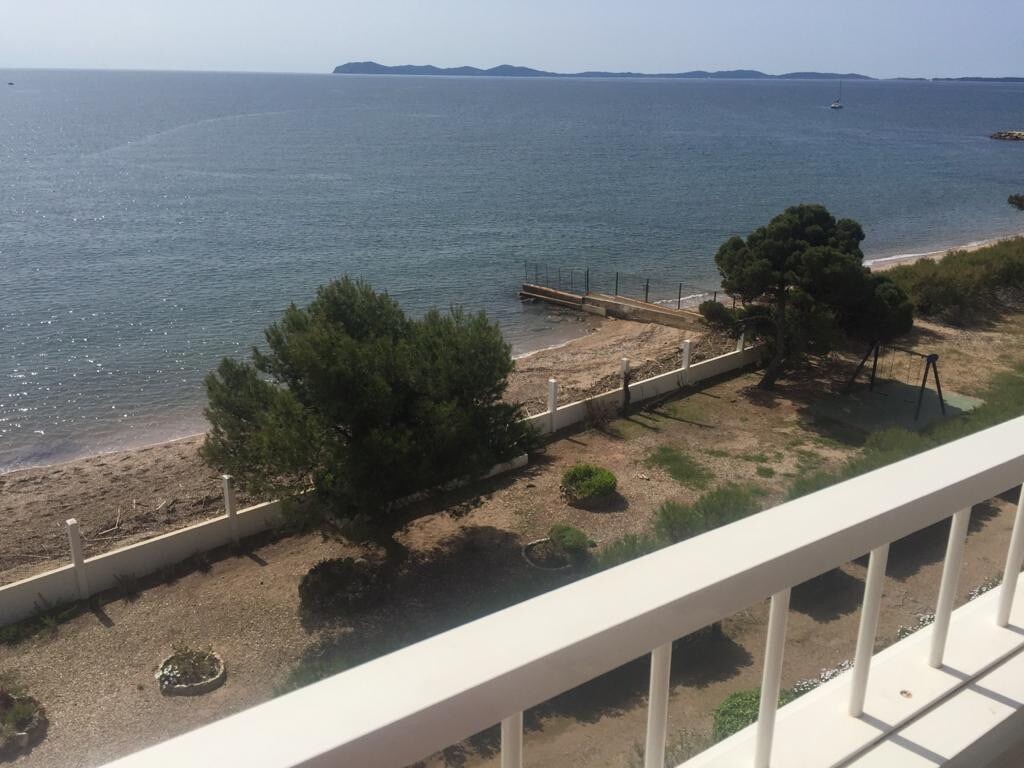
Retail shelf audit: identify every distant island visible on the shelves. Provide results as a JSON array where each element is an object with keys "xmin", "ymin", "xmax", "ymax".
[{"xmin": 332, "ymin": 62, "xmax": 873, "ymax": 80}]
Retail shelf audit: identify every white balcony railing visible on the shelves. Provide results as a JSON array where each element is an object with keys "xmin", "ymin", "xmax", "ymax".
[{"xmin": 103, "ymin": 416, "xmax": 1024, "ymax": 768}]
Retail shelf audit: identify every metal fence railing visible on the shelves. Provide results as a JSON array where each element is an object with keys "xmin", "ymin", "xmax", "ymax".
[{"xmin": 523, "ymin": 262, "xmax": 725, "ymax": 311}]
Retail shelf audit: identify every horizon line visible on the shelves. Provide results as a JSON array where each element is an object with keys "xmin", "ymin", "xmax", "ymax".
[{"xmin": 2, "ymin": 63, "xmax": 1023, "ymax": 81}]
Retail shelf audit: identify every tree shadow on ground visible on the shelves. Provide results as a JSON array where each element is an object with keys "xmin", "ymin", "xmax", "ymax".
[
  {"xmin": 290, "ymin": 527, "xmax": 752, "ymax": 747},
  {"xmin": 886, "ymin": 500, "xmax": 1001, "ymax": 582},
  {"xmin": 522, "ymin": 626, "xmax": 752, "ymax": 730},
  {"xmin": 297, "ymin": 524, "xmax": 551, "ymax": 633},
  {"xmin": 647, "ymin": 405, "xmax": 717, "ymax": 430},
  {"xmin": 790, "ymin": 568, "xmax": 864, "ymax": 622}
]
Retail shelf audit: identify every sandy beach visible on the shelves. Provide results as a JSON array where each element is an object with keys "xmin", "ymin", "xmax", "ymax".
[{"xmin": 0, "ymin": 317, "xmax": 728, "ymax": 585}]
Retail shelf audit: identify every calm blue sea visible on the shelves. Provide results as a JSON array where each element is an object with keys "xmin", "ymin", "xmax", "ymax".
[{"xmin": 1, "ymin": 69, "xmax": 1023, "ymax": 470}]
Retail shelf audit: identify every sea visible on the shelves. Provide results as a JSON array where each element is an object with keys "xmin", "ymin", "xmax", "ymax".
[{"xmin": 1, "ymin": 69, "xmax": 1023, "ymax": 471}]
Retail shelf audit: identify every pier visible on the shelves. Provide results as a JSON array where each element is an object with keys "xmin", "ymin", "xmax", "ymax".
[{"xmin": 519, "ymin": 282, "xmax": 704, "ymax": 331}]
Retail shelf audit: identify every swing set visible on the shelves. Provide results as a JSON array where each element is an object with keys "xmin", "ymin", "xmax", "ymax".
[{"xmin": 844, "ymin": 341, "xmax": 947, "ymax": 421}]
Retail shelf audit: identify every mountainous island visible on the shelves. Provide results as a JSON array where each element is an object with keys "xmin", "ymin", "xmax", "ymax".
[{"xmin": 332, "ymin": 61, "xmax": 873, "ymax": 80}]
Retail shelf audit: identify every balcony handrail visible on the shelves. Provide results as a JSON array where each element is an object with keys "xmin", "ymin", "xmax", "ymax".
[{"xmin": 103, "ymin": 416, "xmax": 1024, "ymax": 768}]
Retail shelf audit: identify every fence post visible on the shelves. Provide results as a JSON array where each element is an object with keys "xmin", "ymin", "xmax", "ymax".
[
  {"xmin": 621, "ymin": 357, "xmax": 631, "ymax": 415},
  {"xmin": 677, "ymin": 283, "xmax": 682, "ymax": 309},
  {"xmin": 222, "ymin": 474, "xmax": 239, "ymax": 546},
  {"xmin": 501, "ymin": 712, "xmax": 524, "ymax": 768},
  {"xmin": 680, "ymin": 340, "xmax": 692, "ymax": 385},
  {"xmin": 524, "ymin": 262, "xmax": 528, "ymax": 282},
  {"xmin": 736, "ymin": 330, "xmax": 746, "ymax": 352},
  {"xmin": 615, "ymin": 272, "xmax": 619, "ymax": 296},
  {"xmin": 644, "ymin": 278, "xmax": 650, "ymax": 303},
  {"xmin": 585, "ymin": 269, "xmax": 589, "ymax": 294},
  {"xmin": 66, "ymin": 518, "xmax": 90, "ymax": 600},
  {"xmin": 997, "ymin": 481, "xmax": 1024, "ymax": 626},
  {"xmin": 930, "ymin": 508, "xmax": 971, "ymax": 668},
  {"xmin": 713, "ymin": 290, "xmax": 717, "ymax": 303},
  {"xmin": 547, "ymin": 378, "xmax": 559, "ymax": 434},
  {"xmin": 755, "ymin": 588, "xmax": 791, "ymax": 768},
  {"xmin": 570, "ymin": 271, "xmax": 574, "ymax": 292},
  {"xmin": 643, "ymin": 643, "xmax": 672, "ymax": 768}
]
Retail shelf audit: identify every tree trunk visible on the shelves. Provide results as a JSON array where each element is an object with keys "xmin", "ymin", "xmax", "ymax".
[{"xmin": 758, "ymin": 290, "xmax": 787, "ymax": 390}]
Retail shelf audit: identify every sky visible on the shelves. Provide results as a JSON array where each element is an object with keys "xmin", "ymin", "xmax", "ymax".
[{"xmin": 2, "ymin": 0, "xmax": 1023, "ymax": 79}]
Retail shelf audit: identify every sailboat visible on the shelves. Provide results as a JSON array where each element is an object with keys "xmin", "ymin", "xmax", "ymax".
[{"xmin": 830, "ymin": 80, "xmax": 844, "ymax": 109}]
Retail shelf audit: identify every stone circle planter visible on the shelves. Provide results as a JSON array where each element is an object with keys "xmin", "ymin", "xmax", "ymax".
[
  {"xmin": 156, "ymin": 651, "xmax": 226, "ymax": 696},
  {"xmin": 521, "ymin": 538, "xmax": 573, "ymax": 572},
  {"xmin": 0, "ymin": 697, "xmax": 47, "ymax": 759}
]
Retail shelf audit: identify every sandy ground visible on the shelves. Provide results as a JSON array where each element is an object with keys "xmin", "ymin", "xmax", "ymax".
[
  {"xmin": 2, "ymin": 307, "xmax": 1023, "ymax": 767},
  {"xmin": 0, "ymin": 319, "xmax": 731, "ymax": 586}
]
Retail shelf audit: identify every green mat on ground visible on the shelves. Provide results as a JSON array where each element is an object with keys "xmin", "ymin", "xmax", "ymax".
[{"xmin": 807, "ymin": 380, "xmax": 984, "ymax": 433}]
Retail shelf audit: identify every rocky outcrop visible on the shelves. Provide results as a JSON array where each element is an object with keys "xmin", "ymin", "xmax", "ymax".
[{"xmin": 992, "ymin": 131, "xmax": 1024, "ymax": 141}]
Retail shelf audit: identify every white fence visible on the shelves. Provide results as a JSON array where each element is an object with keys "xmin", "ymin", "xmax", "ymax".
[
  {"xmin": 0, "ymin": 342, "xmax": 760, "ymax": 629},
  {"xmin": 102, "ymin": 416, "xmax": 1024, "ymax": 768},
  {"xmin": 525, "ymin": 340, "xmax": 762, "ymax": 435},
  {"xmin": 0, "ymin": 497, "xmax": 283, "ymax": 626}
]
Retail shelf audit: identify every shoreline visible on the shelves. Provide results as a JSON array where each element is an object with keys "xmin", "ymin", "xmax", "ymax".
[
  {"xmin": 0, "ymin": 318, "xmax": 723, "ymax": 583},
  {"xmin": 4, "ymin": 228, "xmax": 1022, "ymax": 476},
  {"xmin": 864, "ymin": 229, "xmax": 1024, "ymax": 270}
]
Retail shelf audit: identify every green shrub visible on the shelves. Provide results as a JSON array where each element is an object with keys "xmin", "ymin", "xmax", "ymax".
[
  {"xmin": 561, "ymin": 463, "xmax": 618, "ymax": 506},
  {"xmin": 655, "ymin": 500, "xmax": 706, "ymax": 543},
  {"xmin": 887, "ymin": 238, "xmax": 1024, "ymax": 324},
  {"xmin": 692, "ymin": 483, "xmax": 763, "ymax": 529},
  {"xmin": 699, "ymin": 300, "xmax": 736, "ymax": 327},
  {"xmin": 298, "ymin": 557, "xmax": 381, "ymax": 616},
  {"xmin": 755, "ymin": 465, "xmax": 775, "ymax": 478},
  {"xmin": 593, "ymin": 533, "xmax": 663, "ymax": 571},
  {"xmin": 656, "ymin": 484, "xmax": 764, "ymax": 544},
  {"xmin": 712, "ymin": 688, "xmax": 796, "ymax": 742},
  {"xmin": 644, "ymin": 447, "xmax": 712, "ymax": 489},
  {"xmin": 786, "ymin": 469, "xmax": 841, "ymax": 500},
  {"xmin": 0, "ymin": 671, "xmax": 39, "ymax": 740},
  {"xmin": 548, "ymin": 524, "xmax": 591, "ymax": 556}
]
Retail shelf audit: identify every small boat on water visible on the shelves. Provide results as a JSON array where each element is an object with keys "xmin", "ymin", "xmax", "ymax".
[{"xmin": 830, "ymin": 80, "xmax": 844, "ymax": 109}]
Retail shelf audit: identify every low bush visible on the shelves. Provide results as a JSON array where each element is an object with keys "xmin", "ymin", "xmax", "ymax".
[
  {"xmin": 712, "ymin": 688, "xmax": 797, "ymax": 742},
  {"xmin": 548, "ymin": 524, "xmax": 592, "ymax": 560},
  {"xmin": 1010, "ymin": 193, "xmax": 1024, "ymax": 211},
  {"xmin": 298, "ymin": 557, "xmax": 382, "ymax": 615},
  {"xmin": 698, "ymin": 300, "xmax": 736, "ymax": 327},
  {"xmin": 786, "ymin": 468, "xmax": 841, "ymax": 500},
  {"xmin": 0, "ymin": 672, "xmax": 40, "ymax": 747},
  {"xmin": 593, "ymin": 533, "xmax": 663, "ymax": 571},
  {"xmin": 654, "ymin": 500, "xmax": 705, "ymax": 543},
  {"xmin": 654, "ymin": 484, "xmax": 766, "ymax": 546},
  {"xmin": 692, "ymin": 483, "xmax": 763, "ymax": 529},
  {"xmin": 561, "ymin": 463, "xmax": 618, "ymax": 507},
  {"xmin": 887, "ymin": 237, "xmax": 1024, "ymax": 324}
]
